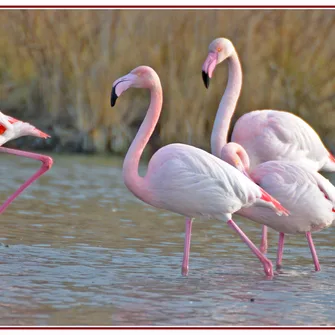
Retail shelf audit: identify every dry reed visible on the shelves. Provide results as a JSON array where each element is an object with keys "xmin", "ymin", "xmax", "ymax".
[{"xmin": 0, "ymin": 10, "xmax": 334, "ymax": 153}]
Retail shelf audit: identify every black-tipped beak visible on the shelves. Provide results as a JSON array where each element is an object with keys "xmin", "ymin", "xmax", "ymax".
[
  {"xmin": 202, "ymin": 71, "xmax": 210, "ymax": 89},
  {"xmin": 111, "ymin": 86, "xmax": 118, "ymax": 107}
]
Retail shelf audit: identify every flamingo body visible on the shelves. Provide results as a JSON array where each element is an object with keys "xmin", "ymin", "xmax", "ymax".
[
  {"xmin": 111, "ymin": 65, "xmax": 290, "ymax": 276},
  {"xmin": 0, "ymin": 111, "xmax": 52, "ymax": 214},
  {"xmin": 202, "ymin": 37, "xmax": 335, "ymax": 254},
  {"xmin": 202, "ymin": 37, "xmax": 335, "ymax": 174},
  {"xmin": 232, "ymin": 110, "xmax": 333, "ymax": 171},
  {"xmin": 238, "ymin": 161, "xmax": 335, "ymax": 234},
  {"xmin": 144, "ymin": 143, "xmax": 281, "ymax": 220},
  {"xmin": 221, "ymin": 142, "xmax": 335, "ymax": 271},
  {"xmin": 0, "ymin": 112, "xmax": 49, "ymax": 145}
]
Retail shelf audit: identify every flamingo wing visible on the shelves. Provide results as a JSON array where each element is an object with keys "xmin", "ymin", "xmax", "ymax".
[
  {"xmin": 232, "ymin": 110, "xmax": 329, "ymax": 170},
  {"xmin": 147, "ymin": 143, "xmax": 287, "ymax": 220},
  {"xmin": 243, "ymin": 161, "xmax": 335, "ymax": 233},
  {"xmin": 147, "ymin": 143, "xmax": 263, "ymax": 220}
]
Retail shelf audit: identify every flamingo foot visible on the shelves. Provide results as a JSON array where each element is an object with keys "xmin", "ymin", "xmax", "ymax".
[
  {"xmin": 181, "ymin": 265, "xmax": 189, "ymax": 277},
  {"xmin": 263, "ymin": 258, "xmax": 274, "ymax": 278}
]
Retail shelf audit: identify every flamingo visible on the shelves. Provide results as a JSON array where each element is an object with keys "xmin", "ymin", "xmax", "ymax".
[
  {"xmin": 202, "ymin": 37, "xmax": 335, "ymax": 253},
  {"xmin": 110, "ymin": 65, "xmax": 290, "ymax": 277},
  {"xmin": 0, "ymin": 111, "xmax": 53, "ymax": 214},
  {"xmin": 221, "ymin": 142, "xmax": 335, "ymax": 271}
]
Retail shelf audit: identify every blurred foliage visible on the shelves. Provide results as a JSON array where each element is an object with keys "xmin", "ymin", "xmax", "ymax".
[{"xmin": 0, "ymin": 10, "xmax": 334, "ymax": 153}]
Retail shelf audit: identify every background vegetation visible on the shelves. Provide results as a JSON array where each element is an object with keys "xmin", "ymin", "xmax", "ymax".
[{"xmin": 0, "ymin": 10, "xmax": 334, "ymax": 154}]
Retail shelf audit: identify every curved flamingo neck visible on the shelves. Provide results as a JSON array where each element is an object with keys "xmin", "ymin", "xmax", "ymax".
[
  {"xmin": 211, "ymin": 51, "xmax": 242, "ymax": 158},
  {"xmin": 122, "ymin": 83, "xmax": 163, "ymax": 203}
]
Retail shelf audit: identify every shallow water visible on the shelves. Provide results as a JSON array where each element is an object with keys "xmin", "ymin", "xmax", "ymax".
[{"xmin": 0, "ymin": 153, "xmax": 334, "ymax": 326}]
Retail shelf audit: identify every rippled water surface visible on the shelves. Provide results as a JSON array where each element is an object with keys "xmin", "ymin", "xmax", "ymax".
[{"xmin": 0, "ymin": 153, "xmax": 334, "ymax": 326}]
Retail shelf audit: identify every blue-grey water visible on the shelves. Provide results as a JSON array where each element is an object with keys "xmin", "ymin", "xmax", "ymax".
[{"xmin": 0, "ymin": 153, "xmax": 334, "ymax": 326}]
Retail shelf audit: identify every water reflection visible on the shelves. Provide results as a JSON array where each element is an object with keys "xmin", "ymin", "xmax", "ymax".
[{"xmin": 0, "ymin": 153, "xmax": 334, "ymax": 325}]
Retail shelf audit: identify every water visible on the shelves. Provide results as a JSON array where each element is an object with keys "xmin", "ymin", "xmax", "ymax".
[{"xmin": 0, "ymin": 153, "xmax": 334, "ymax": 326}]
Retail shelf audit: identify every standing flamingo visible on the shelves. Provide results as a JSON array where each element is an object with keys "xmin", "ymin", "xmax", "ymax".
[
  {"xmin": 111, "ymin": 65, "xmax": 290, "ymax": 277},
  {"xmin": 202, "ymin": 37, "xmax": 335, "ymax": 253},
  {"xmin": 0, "ymin": 111, "xmax": 53, "ymax": 214},
  {"xmin": 221, "ymin": 142, "xmax": 335, "ymax": 271}
]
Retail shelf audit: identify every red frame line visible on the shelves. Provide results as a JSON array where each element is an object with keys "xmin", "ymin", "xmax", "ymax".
[
  {"xmin": 0, "ymin": 5, "xmax": 334, "ymax": 8},
  {"xmin": 0, "ymin": 3, "xmax": 333, "ymax": 331},
  {"xmin": 0, "ymin": 326, "xmax": 334, "ymax": 329}
]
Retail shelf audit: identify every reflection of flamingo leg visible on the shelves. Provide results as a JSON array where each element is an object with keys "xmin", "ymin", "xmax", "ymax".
[
  {"xmin": 276, "ymin": 232, "xmax": 285, "ymax": 270},
  {"xmin": 181, "ymin": 218, "xmax": 193, "ymax": 276}
]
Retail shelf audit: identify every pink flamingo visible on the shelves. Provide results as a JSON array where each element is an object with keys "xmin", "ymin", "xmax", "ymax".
[
  {"xmin": 221, "ymin": 142, "xmax": 335, "ymax": 271},
  {"xmin": 202, "ymin": 37, "xmax": 335, "ymax": 253},
  {"xmin": 111, "ymin": 65, "xmax": 290, "ymax": 277},
  {"xmin": 0, "ymin": 111, "xmax": 53, "ymax": 214}
]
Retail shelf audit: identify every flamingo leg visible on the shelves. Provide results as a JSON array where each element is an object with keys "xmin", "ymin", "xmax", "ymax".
[
  {"xmin": 276, "ymin": 232, "xmax": 285, "ymax": 270},
  {"xmin": 305, "ymin": 232, "xmax": 321, "ymax": 272},
  {"xmin": 260, "ymin": 225, "xmax": 268, "ymax": 254},
  {"xmin": 181, "ymin": 217, "xmax": 193, "ymax": 276},
  {"xmin": 227, "ymin": 219, "xmax": 273, "ymax": 277},
  {"xmin": 0, "ymin": 147, "xmax": 53, "ymax": 214}
]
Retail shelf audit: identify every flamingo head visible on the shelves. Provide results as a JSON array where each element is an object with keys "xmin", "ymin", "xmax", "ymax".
[
  {"xmin": 0, "ymin": 112, "xmax": 50, "ymax": 146},
  {"xmin": 111, "ymin": 66, "xmax": 160, "ymax": 107},
  {"xmin": 220, "ymin": 142, "xmax": 251, "ymax": 178},
  {"xmin": 202, "ymin": 37, "xmax": 235, "ymax": 88}
]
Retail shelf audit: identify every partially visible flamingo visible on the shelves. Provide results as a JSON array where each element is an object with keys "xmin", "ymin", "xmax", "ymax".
[
  {"xmin": 111, "ymin": 65, "xmax": 290, "ymax": 277},
  {"xmin": 202, "ymin": 37, "xmax": 335, "ymax": 253},
  {"xmin": 221, "ymin": 142, "xmax": 335, "ymax": 271},
  {"xmin": 0, "ymin": 111, "xmax": 53, "ymax": 214}
]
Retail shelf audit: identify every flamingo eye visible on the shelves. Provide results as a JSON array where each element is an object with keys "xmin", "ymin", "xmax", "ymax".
[{"xmin": 217, "ymin": 47, "xmax": 222, "ymax": 52}]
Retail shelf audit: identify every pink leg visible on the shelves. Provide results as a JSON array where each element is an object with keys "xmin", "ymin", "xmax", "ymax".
[
  {"xmin": 276, "ymin": 232, "xmax": 285, "ymax": 270},
  {"xmin": 181, "ymin": 217, "xmax": 193, "ymax": 276},
  {"xmin": 0, "ymin": 147, "xmax": 53, "ymax": 214},
  {"xmin": 306, "ymin": 231, "xmax": 321, "ymax": 272},
  {"xmin": 260, "ymin": 225, "xmax": 268, "ymax": 254},
  {"xmin": 227, "ymin": 219, "xmax": 273, "ymax": 277}
]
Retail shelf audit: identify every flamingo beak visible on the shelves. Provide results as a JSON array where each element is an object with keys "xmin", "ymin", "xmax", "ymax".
[
  {"xmin": 202, "ymin": 71, "xmax": 210, "ymax": 89},
  {"xmin": 110, "ymin": 74, "xmax": 136, "ymax": 107},
  {"xmin": 202, "ymin": 52, "xmax": 218, "ymax": 89},
  {"xmin": 111, "ymin": 86, "xmax": 118, "ymax": 107}
]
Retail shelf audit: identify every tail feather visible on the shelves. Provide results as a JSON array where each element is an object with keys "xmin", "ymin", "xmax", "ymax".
[
  {"xmin": 34, "ymin": 128, "xmax": 50, "ymax": 139},
  {"xmin": 259, "ymin": 189, "xmax": 290, "ymax": 217},
  {"xmin": 320, "ymin": 153, "xmax": 335, "ymax": 172},
  {"xmin": 2, "ymin": 114, "xmax": 50, "ymax": 139},
  {"xmin": 7, "ymin": 116, "xmax": 18, "ymax": 124},
  {"xmin": 329, "ymin": 153, "xmax": 335, "ymax": 163}
]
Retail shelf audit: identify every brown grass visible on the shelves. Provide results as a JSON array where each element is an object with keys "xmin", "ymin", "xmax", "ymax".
[{"xmin": 0, "ymin": 10, "xmax": 334, "ymax": 153}]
